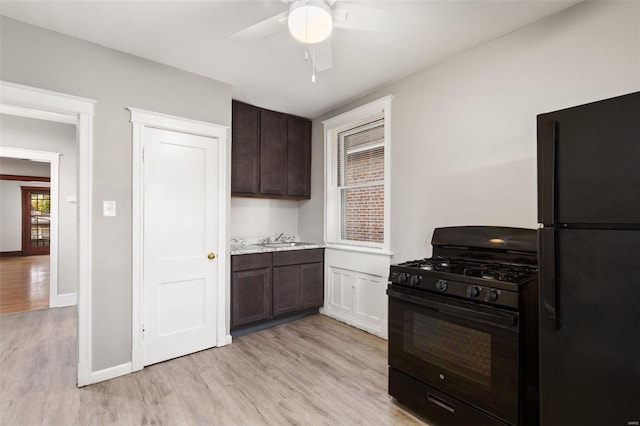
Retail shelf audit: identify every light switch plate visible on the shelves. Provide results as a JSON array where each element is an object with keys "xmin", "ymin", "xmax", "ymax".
[{"xmin": 103, "ymin": 200, "xmax": 116, "ymax": 217}]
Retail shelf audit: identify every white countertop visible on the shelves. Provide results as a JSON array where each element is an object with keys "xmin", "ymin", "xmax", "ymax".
[{"xmin": 230, "ymin": 242, "xmax": 325, "ymax": 255}]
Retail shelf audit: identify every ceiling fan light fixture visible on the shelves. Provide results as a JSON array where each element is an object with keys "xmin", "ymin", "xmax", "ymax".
[{"xmin": 288, "ymin": 0, "xmax": 333, "ymax": 44}]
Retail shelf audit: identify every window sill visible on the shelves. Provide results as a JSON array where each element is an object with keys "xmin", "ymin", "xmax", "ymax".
[{"xmin": 324, "ymin": 243, "xmax": 393, "ymax": 256}]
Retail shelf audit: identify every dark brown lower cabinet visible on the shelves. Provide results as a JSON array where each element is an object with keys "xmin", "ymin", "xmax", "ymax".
[
  {"xmin": 231, "ymin": 253, "xmax": 272, "ymax": 327},
  {"xmin": 300, "ymin": 262, "xmax": 324, "ymax": 309},
  {"xmin": 232, "ymin": 249, "xmax": 324, "ymax": 330},
  {"xmin": 272, "ymin": 265, "xmax": 300, "ymax": 316},
  {"xmin": 272, "ymin": 249, "xmax": 324, "ymax": 317}
]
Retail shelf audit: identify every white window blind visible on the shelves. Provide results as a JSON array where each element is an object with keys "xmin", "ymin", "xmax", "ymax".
[{"xmin": 336, "ymin": 114, "xmax": 385, "ymax": 244}]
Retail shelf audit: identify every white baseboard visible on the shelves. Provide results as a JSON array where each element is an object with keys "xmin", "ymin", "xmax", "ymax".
[
  {"xmin": 89, "ymin": 362, "xmax": 132, "ymax": 385},
  {"xmin": 217, "ymin": 333, "xmax": 232, "ymax": 346},
  {"xmin": 77, "ymin": 362, "xmax": 92, "ymax": 387},
  {"xmin": 55, "ymin": 292, "xmax": 77, "ymax": 307}
]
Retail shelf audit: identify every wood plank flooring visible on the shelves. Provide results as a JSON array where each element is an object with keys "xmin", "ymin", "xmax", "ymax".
[
  {"xmin": 0, "ymin": 307, "xmax": 429, "ymax": 425},
  {"xmin": 0, "ymin": 255, "xmax": 49, "ymax": 315}
]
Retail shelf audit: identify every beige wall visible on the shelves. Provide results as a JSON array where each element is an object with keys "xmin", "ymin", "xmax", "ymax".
[
  {"xmin": 0, "ymin": 16, "xmax": 232, "ymax": 371},
  {"xmin": 0, "ymin": 116, "xmax": 77, "ymax": 295},
  {"xmin": 300, "ymin": 1, "xmax": 640, "ymax": 262}
]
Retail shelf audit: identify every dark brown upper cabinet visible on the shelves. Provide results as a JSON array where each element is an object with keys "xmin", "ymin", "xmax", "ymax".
[
  {"xmin": 259, "ymin": 109, "xmax": 288, "ymax": 195},
  {"xmin": 287, "ymin": 115, "xmax": 312, "ymax": 198},
  {"xmin": 231, "ymin": 100, "xmax": 311, "ymax": 200},
  {"xmin": 231, "ymin": 101, "xmax": 260, "ymax": 194}
]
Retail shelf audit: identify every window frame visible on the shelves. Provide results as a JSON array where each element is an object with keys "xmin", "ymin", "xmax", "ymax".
[{"xmin": 323, "ymin": 95, "xmax": 392, "ymax": 252}]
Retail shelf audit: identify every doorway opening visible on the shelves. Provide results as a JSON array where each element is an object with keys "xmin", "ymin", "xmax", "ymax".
[
  {"xmin": 0, "ymin": 150, "xmax": 59, "ymax": 314},
  {"xmin": 0, "ymin": 80, "xmax": 95, "ymax": 386}
]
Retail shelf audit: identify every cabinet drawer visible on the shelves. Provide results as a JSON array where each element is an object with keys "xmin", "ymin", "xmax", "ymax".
[
  {"xmin": 273, "ymin": 248, "xmax": 324, "ymax": 266},
  {"xmin": 232, "ymin": 253, "xmax": 272, "ymax": 271}
]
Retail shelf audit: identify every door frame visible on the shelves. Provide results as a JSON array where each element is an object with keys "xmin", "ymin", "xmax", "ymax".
[
  {"xmin": 128, "ymin": 107, "xmax": 231, "ymax": 372},
  {"xmin": 0, "ymin": 80, "xmax": 96, "ymax": 386}
]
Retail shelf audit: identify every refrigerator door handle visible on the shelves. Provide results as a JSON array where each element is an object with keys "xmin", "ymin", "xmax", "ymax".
[
  {"xmin": 540, "ymin": 120, "xmax": 558, "ymax": 225},
  {"xmin": 539, "ymin": 228, "xmax": 559, "ymax": 330}
]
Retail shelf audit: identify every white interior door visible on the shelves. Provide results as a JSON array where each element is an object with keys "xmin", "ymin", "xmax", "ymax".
[{"xmin": 143, "ymin": 127, "xmax": 218, "ymax": 366}]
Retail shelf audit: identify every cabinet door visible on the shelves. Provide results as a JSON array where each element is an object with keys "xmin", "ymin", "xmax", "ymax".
[
  {"xmin": 231, "ymin": 101, "xmax": 260, "ymax": 195},
  {"xmin": 328, "ymin": 267, "xmax": 354, "ymax": 317},
  {"xmin": 232, "ymin": 267, "xmax": 272, "ymax": 327},
  {"xmin": 272, "ymin": 265, "xmax": 300, "ymax": 316},
  {"xmin": 353, "ymin": 273, "xmax": 384, "ymax": 328},
  {"xmin": 260, "ymin": 109, "xmax": 288, "ymax": 195},
  {"xmin": 300, "ymin": 262, "xmax": 324, "ymax": 309},
  {"xmin": 287, "ymin": 115, "xmax": 311, "ymax": 198}
]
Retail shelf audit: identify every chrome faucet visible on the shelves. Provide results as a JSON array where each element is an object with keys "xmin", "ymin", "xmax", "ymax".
[{"xmin": 274, "ymin": 232, "xmax": 285, "ymax": 242}]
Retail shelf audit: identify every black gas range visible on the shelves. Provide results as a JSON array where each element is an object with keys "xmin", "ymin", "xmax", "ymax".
[
  {"xmin": 390, "ymin": 256, "xmax": 537, "ymax": 310},
  {"xmin": 387, "ymin": 226, "xmax": 539, "ymax": 426}
]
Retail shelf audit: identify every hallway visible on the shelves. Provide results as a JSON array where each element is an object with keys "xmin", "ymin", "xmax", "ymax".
[{"xmin": 0, "ymin": 255, "xmax": 49, "ymax": 314}]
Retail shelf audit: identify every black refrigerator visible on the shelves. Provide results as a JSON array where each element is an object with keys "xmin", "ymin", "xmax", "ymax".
[{"xmin": 537, "ymin": 92, "xmax": 640, "ymax": 426}]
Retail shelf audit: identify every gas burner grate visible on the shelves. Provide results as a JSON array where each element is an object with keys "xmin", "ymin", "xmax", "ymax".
[{"xmin": 400, "ymin": 257, "xmax": 537, "ymax": 283}]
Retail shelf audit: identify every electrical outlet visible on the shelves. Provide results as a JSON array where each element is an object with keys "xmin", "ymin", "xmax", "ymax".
[{"xmin": 103, "ymin": 200, "xmax": 116, "ymax": 217}]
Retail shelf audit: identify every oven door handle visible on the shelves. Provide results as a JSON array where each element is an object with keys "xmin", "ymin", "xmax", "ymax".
[{"xmin": 387, "ymin": 288, "xmax": 518, "ymax": 327}]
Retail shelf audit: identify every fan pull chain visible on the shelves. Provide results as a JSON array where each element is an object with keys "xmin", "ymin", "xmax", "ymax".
[
  {"xmin": 312, "ymin": 45, "xmax": 317, "ymax": 83},
  {"xmin": 304, "ymin": 46, "xmax": 317, "ymax": 83},
  {"xmin": 302, "ymin": 1, "xmax": 316, "ymax": 83}
]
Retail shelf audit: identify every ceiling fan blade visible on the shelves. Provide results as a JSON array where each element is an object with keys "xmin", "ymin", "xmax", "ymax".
[
  {"xmin": 333, "ymin": 3, "xmax": 392, "ymax": 32},
  {"xmin": 229, "ymin": 11, "xmax": 288, "ymax": 41},
  {"xmin": 312, "ymin": 39, "xmax": 333, "ymax": 72}
]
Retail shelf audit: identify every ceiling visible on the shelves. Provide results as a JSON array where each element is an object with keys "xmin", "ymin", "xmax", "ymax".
[{"xmin": 0, "ymin": 0, "xmax": 581, "ymax": 118}]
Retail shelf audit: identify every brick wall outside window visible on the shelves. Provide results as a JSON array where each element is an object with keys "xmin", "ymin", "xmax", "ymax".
[{"xmin": 342, "ymin": 185, "xmax": 384, "ymax": 243}]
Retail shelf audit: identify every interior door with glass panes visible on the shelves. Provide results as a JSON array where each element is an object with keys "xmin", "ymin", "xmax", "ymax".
[{"xmin": 21, "ymin": 186, "xmax": 51, "ymax": 255}]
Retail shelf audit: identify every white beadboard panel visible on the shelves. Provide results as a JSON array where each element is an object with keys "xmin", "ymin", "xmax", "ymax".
[{"xmin": 321, "ymin": 248, "xmax": 390, "ymax": 339}]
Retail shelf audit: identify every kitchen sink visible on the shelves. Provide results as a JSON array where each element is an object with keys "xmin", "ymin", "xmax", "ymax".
[{"xmin": 259, "ymin": 242, "xmax": 313, "ymax": 248}]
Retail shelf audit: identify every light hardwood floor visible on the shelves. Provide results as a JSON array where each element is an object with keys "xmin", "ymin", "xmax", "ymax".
[
  {"xmin": 0, "ymin": 307, "xmax": 428, "ymax": 425},
  {"xmin": 0, "ymin": 255, "xmax": 50, "ymax": 315}
]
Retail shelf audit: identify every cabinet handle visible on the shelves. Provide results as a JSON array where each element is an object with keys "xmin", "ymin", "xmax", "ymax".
[
  {"xmin": 208, "ymin": 252, "xmax": 216, "ymax": 260},
  {"xmin": 427, "ymin": 393, "xmax": 455, "ymax": 413}
]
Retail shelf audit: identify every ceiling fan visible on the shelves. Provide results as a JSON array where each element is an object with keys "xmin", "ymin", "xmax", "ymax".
[{"xmin": 230, "ymin": 0, "xmax": 390, "ymax": 81}]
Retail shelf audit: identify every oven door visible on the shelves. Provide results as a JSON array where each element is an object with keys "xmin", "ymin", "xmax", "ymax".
[{"xmin": 388, "ymin": 284, "xmax": 520, "ymax": 425}]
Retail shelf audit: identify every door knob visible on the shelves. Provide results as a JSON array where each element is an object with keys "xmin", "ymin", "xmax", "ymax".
[{"xmin": 207, "ymin": 252, "xmax": 216, "ymax": 260}]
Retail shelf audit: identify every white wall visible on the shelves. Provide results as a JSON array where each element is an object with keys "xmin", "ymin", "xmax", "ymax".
[
  {"xmin": 1, "ymin": 16, "xmax": 232, "ymax": 371},
  {"xmin": 230, "ymin": 198, "xmax": 299, "ymax": 238},
  {"xmin": 301, "ymin": 1, "xmax": 640, "ymax": 263},
  {"xmin": 0, "ymin": 157, "xmax": 51, "ymax": 176},
  {"xmin": 0, "ymin": 115, "xmax": 77, "ymax": 294}
]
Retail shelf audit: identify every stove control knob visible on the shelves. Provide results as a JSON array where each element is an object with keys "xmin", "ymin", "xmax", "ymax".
[
  {"xmin": 467, "ymin": 285, "xmax": 480, "ymax": 298},
  {"xmin": 486, "ymin": 290, "xmax": 499, "ymax": 302},
  {"xmin": 410, "ymin": 275, "xmax": 421, "ymax": 286},
  {"xmin": 399, "ymin": 273, "xmax": 409, "ymax": 284},
  {"xmin": 436, "ymin": 279, "xmax": 448, "ymax": 292}
]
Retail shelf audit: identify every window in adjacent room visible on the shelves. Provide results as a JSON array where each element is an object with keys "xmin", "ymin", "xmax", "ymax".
[{"xmin": 324, "ymin": 96, "xmax": 391, "ymax": 250}]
